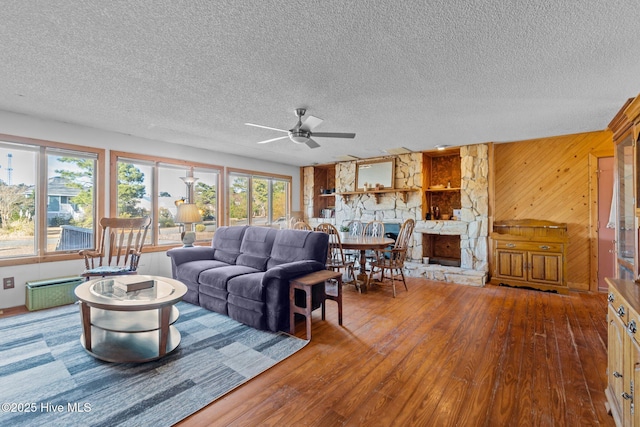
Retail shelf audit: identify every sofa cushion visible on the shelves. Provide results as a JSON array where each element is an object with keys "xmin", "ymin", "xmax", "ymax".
[
  {"xmin": 227, "ymin": 271, "xmax": 265, "ymax": 301},
  {"xmin": 199, "ymin": 265, "xmax": 261, "ymax": 291},
  {"xmin": 176, "ymin": 259, "xmax": 231, "ymax": 284},
  {"xmin": 267, "ymin": 229, "xmax": 328, "ymax": 269},
  {"xmin": 211, "ymin": 226, "xmax": 248, "ymax": 264},
  {"xmin": 236, "ymin": 227, "xmax": 277, "ymax": 271}
]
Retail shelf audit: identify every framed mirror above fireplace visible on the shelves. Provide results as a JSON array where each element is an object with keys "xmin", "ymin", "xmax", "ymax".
[{"xmin": 356, "ymin": 159, "xmax": 394, "ymax": 191}]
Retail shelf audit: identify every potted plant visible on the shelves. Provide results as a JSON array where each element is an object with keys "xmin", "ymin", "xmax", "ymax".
[{"xmin": 339, "ymin": 225, "xmax": 350, "ymax": 241}]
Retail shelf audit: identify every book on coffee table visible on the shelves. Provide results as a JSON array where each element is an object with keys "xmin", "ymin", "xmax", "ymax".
[{"xmin": 114, "ymin": 279, "xmax": 155, "ymax": 293}]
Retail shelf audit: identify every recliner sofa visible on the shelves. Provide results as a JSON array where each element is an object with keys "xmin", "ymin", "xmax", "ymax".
[{"xmin": 167, "ymin": 225, "xmax": 329, "ymax": 332}]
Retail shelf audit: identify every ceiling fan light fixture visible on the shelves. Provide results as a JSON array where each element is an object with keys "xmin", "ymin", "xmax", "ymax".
[
  {"xmin": 289, "ymin": 130, "xmax": 310, "ymax": 144},
  {"xmin": 247, "ymin": 108, "xmax": 355, "ymax": 148}
]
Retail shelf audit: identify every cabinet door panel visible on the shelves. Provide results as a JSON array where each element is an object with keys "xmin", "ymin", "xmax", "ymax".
[
  {"xmin": 528, "ymin": 252, "xmax": 563, "ymax": 285},
  {"xmin": 496, "ymin": 250, "xmax": 525, "ymax": 279},
  {"xmin": 609, "ymin": 304, "xmax": 626, "ymax": 424}
]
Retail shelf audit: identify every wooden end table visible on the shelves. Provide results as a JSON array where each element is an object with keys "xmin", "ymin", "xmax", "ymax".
[{"xmin": 289, "ymin": 270, "xmax": 343, "ymax": 340}]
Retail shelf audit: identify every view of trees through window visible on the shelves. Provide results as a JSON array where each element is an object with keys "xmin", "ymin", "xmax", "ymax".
[
  {"xmin": 0, "ymin": 146, "xmax": 36, "ymax": 257},
  {"xmin": 115, "ymin": 155, "xmax": 219, "ymax": 246},
  {"xmin": 46, "ymin": 152, "xmax": 97, "ymax": 252},
  {"xmin": 0, "ymin": 140, "xmax": 99, "ymax": 259},
  {"xmin": 229, "ymin": 173, "xmax": 289, "ymax": 227},
  {"xmin": 1, "ymin": 140, "xmax": 290, "ymax": 263}
]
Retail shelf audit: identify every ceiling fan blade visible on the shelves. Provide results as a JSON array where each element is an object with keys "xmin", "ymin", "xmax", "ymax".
[
  {"xmin": 245, "ymin": 123, "xmax": 289, "ymax": 133},
  {"xmin": 300, "ymin": 115, "xmax": 323, "ymax": 131},
  {"xmin": 257, "ymin": 136, "xmax": 289, "ymax": 144},
  {"xmin": 305, "ymin": 138, "xmax": 320, "ymax": 149},
  {"xmin": 311, "ymin": 132, "xmax": 356, "ymax": 139}
]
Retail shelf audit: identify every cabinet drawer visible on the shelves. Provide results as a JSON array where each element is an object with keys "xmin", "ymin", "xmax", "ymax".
[
  {"xmin": 608, "ymin": 287, "xmax": 629, "ymax": 325},
  {"xmin": 495, "ymin": 241, "xmax": 563, "ymax": 252}
]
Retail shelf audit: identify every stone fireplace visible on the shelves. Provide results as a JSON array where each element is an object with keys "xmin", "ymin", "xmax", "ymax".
[{"xmin": 303, "ymin": 144, "xmax": 489, "ymax": 287}]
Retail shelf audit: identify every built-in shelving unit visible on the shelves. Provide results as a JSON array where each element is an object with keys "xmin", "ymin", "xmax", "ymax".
[
  {"xmin": 313, "ymin": 164, "xmax": 336, "ymax": 218},
  {"xmin": 422, "ymin": 148, "xmax": 461, "ymax": 219}
]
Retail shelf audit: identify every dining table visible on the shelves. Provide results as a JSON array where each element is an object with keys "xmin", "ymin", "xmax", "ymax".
[{"xmin": 340, "ymin": 235, "xmax": 395, "ymax": 292}]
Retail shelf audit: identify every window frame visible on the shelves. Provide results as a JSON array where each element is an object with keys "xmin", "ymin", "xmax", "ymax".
[
  {"xmin": 110, "ymin": 151, "xmax": 223, "ymax": 250},
  {"xmin": 0, "ymin": 133, "xmax": 104, "ymax": 267},
  {"xmin": 226, "ymin": 168, "xmax": 292, "ymax": 227}
]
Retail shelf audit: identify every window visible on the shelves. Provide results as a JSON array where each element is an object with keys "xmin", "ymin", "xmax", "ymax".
[
  {"xmin": 228, "ymin": 170, "xmax": 291, "ymax": 227},
  {"xmin": 0, "ymin": 135, "xmax": 103, "ymax": 265},
  {"xmin": 112, "ymin": 152, "xmax": 221, "ymax": 247},
  {"xmin": 46, "ymin": 149, "xmax": 97, "ymax": 252}
]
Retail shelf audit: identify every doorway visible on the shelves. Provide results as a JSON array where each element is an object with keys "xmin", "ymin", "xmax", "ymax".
[{"xmin": 597, "ymin": 157, "xmax": 615, "ymax": 291}]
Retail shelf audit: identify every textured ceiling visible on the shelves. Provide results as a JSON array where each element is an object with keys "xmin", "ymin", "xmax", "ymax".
[{"xmin": 0, "ymin": 1, "xmax": 639, "ymax": 166}]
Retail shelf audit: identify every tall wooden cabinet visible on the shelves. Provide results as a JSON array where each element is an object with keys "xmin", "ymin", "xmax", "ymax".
[
  {"xmin": 606, "ymin": 94, "xmax": 640, "ymax": 427},
  {"xmin": 610, "ymin": 97, "xmax": 640, "ymax": 280}
]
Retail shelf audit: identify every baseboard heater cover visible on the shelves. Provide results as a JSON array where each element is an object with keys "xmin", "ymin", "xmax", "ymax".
[{"xmin": 26, "ymin": 276, "xmax": 84, "ymax": 311}]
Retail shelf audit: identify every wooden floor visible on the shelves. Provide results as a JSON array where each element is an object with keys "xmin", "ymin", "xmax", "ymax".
[
  {"xmin": 1, "ymin": 278, "xmax": 612, "ymax": 426},
  {"xmin": 177, "ymin": 278, "xmax": 613, "ymax": 427}
]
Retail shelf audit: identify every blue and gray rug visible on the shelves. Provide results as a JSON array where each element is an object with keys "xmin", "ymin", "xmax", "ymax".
[{"xmin": 0, "ymin": 302, "xmax": 307, "ymax": 426}]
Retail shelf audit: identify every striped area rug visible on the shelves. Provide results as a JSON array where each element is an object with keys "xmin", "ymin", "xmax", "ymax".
[{"xmin": 0, "ymin": 301, "xmax": 307, "ymax": 426}]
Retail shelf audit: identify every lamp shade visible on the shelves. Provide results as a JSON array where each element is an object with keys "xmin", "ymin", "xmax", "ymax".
[{"xmin": 175, "ymin": 203, "xmax": 202, "ymax": 224}]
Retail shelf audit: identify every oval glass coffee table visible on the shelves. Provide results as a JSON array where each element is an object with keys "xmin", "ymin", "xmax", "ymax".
[{"xmin": 74, "ymin": 275, "xmax": 187, "ymax": 363}]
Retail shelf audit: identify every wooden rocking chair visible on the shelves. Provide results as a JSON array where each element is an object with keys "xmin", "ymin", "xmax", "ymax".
[{"xmin": 80, "ymin": 217, "xmax": 151, "ymax": 280}]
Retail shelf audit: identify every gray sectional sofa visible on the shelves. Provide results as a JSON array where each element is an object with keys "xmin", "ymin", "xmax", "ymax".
[{"xmin": 166, "ymin": 225, "xmax": 329, "ymax": 332}]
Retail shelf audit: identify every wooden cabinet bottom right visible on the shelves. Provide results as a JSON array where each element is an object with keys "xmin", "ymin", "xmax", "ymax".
[{"xmin": 606, "ymin": 278, "xmax": 640, "ymax": 427}]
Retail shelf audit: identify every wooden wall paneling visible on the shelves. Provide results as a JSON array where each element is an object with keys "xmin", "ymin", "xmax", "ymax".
[{"xmin": 493, "ymin": 130, "xmax": 613, "ymax": 291}]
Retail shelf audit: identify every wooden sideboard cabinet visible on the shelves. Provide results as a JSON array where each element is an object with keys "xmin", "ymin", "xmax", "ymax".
[
  {"xmin": 605, "ymin": 278, "xmax": 640, "ymax": 427},
  {"xmin": 491, "ymin": 220, "xmax": 568, "ymax": 292}
]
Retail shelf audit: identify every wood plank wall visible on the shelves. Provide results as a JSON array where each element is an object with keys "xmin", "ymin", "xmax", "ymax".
[{"xmin": 492, "ymin": 130, "xmax": 613, "ymax": 291}]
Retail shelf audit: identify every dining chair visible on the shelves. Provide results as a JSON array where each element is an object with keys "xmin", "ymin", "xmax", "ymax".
[
  {"xmin": 363, "ymin": 220, "xmax": 385, "ymax": 270},
  {"xmin": 80, "ymin": 216, "xmax": 151, "ymax": 280},
  {"xmin": 367, "ymin": 218, "xmax": 415, "ymax": 297},
  {"xmin": 363, "ymin": 220, "xmax": 385, "ymax": 237},
  {"xmin": 292, "ymin": 221, "xmax": 312, "ymax": 230},
  {"xmin": 343, "ymin": 220, "xmax": 364, "ymax": 263},
  {"xmin": 316, "ymin": 223, "xmax": 355, "ymax": 285},
  {"xmin": 347, "ymin": 220, "xmax": 364, "ymax": 237}
]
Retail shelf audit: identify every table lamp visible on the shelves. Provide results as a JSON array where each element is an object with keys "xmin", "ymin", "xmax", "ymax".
[{"xmin": 175, "ymin": 203, "xmax": 202, "ymax": 247}]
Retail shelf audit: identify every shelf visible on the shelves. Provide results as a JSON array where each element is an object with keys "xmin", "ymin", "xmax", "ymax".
[
  {"xmin": 425, "ymin": 187, "xmax": 460, "ymax": 192},
  {"xmin": 337, "ymin": 188, "xmax": 419, "ymax": 204},
  {"xmin": 81, "ymin": 325, "xmax": 181, "ymax": 363},
  {"xmin": 319, "ymin": 193, "xmax": 336, "ymax": 197}
]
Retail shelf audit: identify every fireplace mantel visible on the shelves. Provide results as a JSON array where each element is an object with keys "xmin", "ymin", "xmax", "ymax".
[{"xmin": 414, "ymin": 220, "xmax": 468, "ymax": 236}]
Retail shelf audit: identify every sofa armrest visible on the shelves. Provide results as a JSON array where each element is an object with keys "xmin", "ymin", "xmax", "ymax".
[
  {"xmin": 166, "ymin": 246, "xmax": 216, "ymax": 267},
  {"xmin": 263, "ymin": 260, "xmax": 327, "ymax": 332},
  {"xmin": 263, "ymin": 260, "xmax": 326, "ymax": 281}
]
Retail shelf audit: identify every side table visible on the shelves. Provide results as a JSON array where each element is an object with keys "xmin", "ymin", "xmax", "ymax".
[{"xmin": 289, "ymin": 270, "xmax": 343, "ymax": 340}]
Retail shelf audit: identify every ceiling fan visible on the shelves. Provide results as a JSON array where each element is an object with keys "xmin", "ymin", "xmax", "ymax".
[{"xmin": 245, "ymin": 108, "xmax": 356, "ymax": 149}]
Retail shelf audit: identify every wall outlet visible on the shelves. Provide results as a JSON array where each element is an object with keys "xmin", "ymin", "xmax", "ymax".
[{"xmin": 3, "ymin": 277, "xmax": 14, "ymax": 289}]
